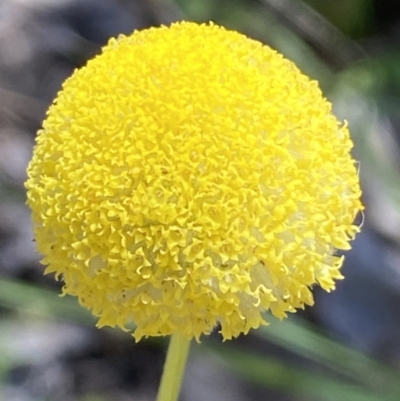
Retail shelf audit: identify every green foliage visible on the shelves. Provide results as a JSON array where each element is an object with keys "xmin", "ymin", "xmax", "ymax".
[
  {"xmin": 2, "ymin": 277, "xmax": 400, "ymax": 400},
  {"xmin": 304, "ymin": 0, "xmax": 374, "ymax": 38}
]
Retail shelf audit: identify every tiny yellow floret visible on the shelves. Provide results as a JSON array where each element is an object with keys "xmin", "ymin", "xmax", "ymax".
[{"xmin": 26, "ymin": 22, "xmax": 363, "ymax": 341}]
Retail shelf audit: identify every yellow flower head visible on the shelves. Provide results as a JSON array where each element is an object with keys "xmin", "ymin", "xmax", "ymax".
[{"xmin": 26, "ymin": 22, "xmax": 362, "ymax": 341}]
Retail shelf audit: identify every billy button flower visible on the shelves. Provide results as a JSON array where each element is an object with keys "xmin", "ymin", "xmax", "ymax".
[{"xmin": 26, "ymin": 21, "xmax": 363, "ymax": 401}]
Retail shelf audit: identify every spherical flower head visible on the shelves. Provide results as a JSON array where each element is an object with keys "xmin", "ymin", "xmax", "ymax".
[{"xmin": 26, "ymin": 21, "xmax": 362, "ymax": 341}]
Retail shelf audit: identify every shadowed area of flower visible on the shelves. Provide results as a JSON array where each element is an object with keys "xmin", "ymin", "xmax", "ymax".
[{"xmin": 26, "ymin": 21, "xmax": 362, "ymax": 342}]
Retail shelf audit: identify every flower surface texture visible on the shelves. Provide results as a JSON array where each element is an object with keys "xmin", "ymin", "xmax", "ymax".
[{"xmin": 26, "ymin": 22, "xmax": 363, "ymax": 341}]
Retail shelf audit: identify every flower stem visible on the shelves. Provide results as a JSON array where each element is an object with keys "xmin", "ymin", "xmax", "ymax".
[{"xmin": 156, "ymin": 333, "xmax": 191, "ymax": 401}]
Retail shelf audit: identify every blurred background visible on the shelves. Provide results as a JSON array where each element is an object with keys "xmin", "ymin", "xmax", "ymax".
[{"xmin": 1, "ymin": 0, "xmax": 400, "ymax": 400}]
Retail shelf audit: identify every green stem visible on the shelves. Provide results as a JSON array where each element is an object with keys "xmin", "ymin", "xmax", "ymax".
[{"xmin": 156, "ymin": 333, "xmax": 191, "ymax": 401}]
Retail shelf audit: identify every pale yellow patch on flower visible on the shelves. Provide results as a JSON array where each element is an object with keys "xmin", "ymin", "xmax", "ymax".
[{"xmin": 26, "ymin": 22, "xmax": 363, "ymax": 341}]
